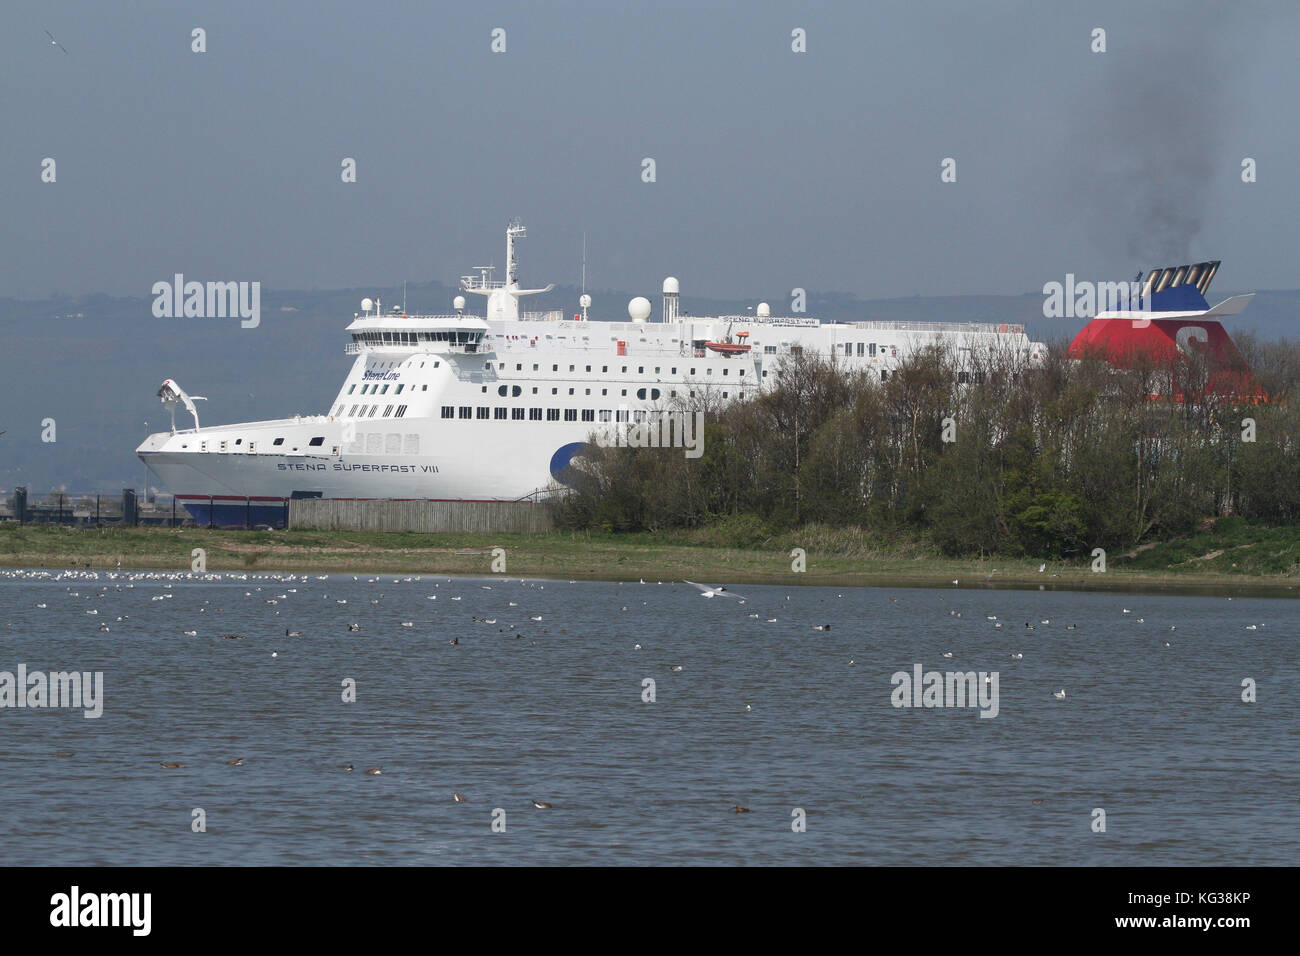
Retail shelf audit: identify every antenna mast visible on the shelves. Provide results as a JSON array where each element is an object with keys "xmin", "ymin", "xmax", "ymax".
[{"xmin": 579, "ymin": 232, "xmax": 591, "ymax": 321}]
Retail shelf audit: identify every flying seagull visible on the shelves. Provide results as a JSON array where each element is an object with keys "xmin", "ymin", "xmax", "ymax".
[
  {"xmin": 44, "ymin": 30, "xmax": 68, "ymax": 54},
  {"xmin": 684, "ymin": 580, "xmax": 746, "ymax": 600}
]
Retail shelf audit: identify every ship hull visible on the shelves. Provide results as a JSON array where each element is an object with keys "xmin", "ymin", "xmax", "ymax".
[{"xmin": 140, "ymin": 420, "xmax": 596, "ymax": 526}]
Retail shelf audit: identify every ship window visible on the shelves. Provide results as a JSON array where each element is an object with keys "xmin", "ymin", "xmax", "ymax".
[
  {"xmin": 380, "ymin": 385, "xmax": 389, "ymax": 394},
  {"xmin": 529, "ymin": 408, "xmax": 542, "ymax": 421},
  {"xmin": 599, "ymin": 410, "xmax": 612, "ymax": 422},
  {"xmin": 690, "ymin": 368, "xmax": 695, "ymax": 374},
  {"xmin": 512, "ymin": 386, "xmax": 522, "ymax": 397},
  {"xmin": 348, "ymin": 384, "xmax": 356, "ymax": 394},
  {"xmin": 601, "ymin": 389, "xmax": 608, "ymax": 396},
  {"xmin": 499, "ymin": 385, "xmax": 508, "ymax": 397},
  {"xmin": 368, "ymin": 406, "xmax": 379, "ymax": 418},
  {"xmin": 564, "ymin": 409, "xmax": 577, "ymax": 421},
  {"xmin": 584, "ymin": 388, "xmax": 590, "ymax": 395},
  {"xmin": 707, "ymin": 369, "xmax": 713, "ymax": 375},
  {"xmin": 383, "ymin": 405, "xmax": 394, "ymax": 417},
  {"xmin": 958, "ymin": 371, "xmax": 970, "ymax": 384},
  {"xmin": 553, "ymin": 365, "xmax": 558, "ymax": 371},
  {"xmin": 531, "ymin": 387, "xmax": 538, "ymax": 394},
  {"xmin": 482, "ymin": 386, "xmax": 487, "ymax": 393},
  {"xmin": 552, "ymin": 388, "xmax": 558, "ymax": 395},
  {"xmin": 348, "ymin": 405, "xmax": 358, "ymax": 416},
  {"xmin": 637, "ymin": 388, "xmax": 647, "ymax": 400},
  {"xmin": 477, "ymin": 407, "xmax": 489, "ymax": 419},
  {"xmin": 396, "ymin": 384, "xmax": 404, "ymax": 394},
  {"xmin": 309, "ymin": 437, "xmax": 324, "ymax": 446},
  {"xmin": 533, "ymin": 364, "xmax": 539, "ymax": 371},
  {"xmin": 585, "ymin": 365, "xmax": 591, "ymax": 372},
  {"xmin": 723, "ymin": 368, "xmax": 728, "ymax": 375},
  {"xmin": 602, "ymin": 366, "xmax": 608, "ymax": 373},
  {"xmin": 422, "ymin": 385, "xmax": 428, "ymax": 391},
  {"xmin": 396, "ymin": 405, "xmax": 407, "ymax": 418},
  {"xmin": 616, "ymin": 409, "xmax": 628, "ymax": 422},
  {"xmin": 880, "ymin": 370, "xmax": 888, "ymax": 381},
  {"xmin": 512, "ymin": 408, "xmax": 524, "ymax": 420},
  {"xmin": 273, "ymin": 438, "xmax": 285, "ymax": 446},
  {"xmin": 857, "ymin": 343, "xmax": 864, "ymax": 356},
  {"xmin": 581, "ymin": 409, "xmax": 594, "ymax": 422},
  {"xmin": 651, "ymin": 388, "xmax": 661, "ymax": 399},
  {"xmin": 722, "ymin": 392, "xmax": 728, "ymax": 398},
  {"xmin": 494, "ymin": 407, "xmax": 507, "ymax": 420},
  {"xmin": 764, "ymin": 347, "xmax": 776, "ymax": 354},
  {"xmin": 638, "ymin": 366, "xmax": 644, "ymax": 373},
  {"xmin": 459, "ymin": 407, "xmax": 472, "ymax": 419},
  {"xmin": 547, "ymin": 408, "xmax": 560, "ymax": 421},
  {"xmin": 516, "ymin": 364, "xmax": 522, "ymax": 370},
  {"xmin": 633, "ymin": 411, "xmax": 646, "ymax": 422},
  {"xmin": 622, "ymin": 366, "xmax": 628, "ymax": 373},
  {"xmin": 621, "ymin": 389, "xmax": 627, "ymax": 396},
  {"xmin": 434, "ymin": 362, "xmax": 439, "ymax": 367}
]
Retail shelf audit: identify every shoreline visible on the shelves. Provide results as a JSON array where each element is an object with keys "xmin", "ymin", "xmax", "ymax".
[{"xmin": 1, "ymin": 525, "xmax": 1296, "ymax": 597}]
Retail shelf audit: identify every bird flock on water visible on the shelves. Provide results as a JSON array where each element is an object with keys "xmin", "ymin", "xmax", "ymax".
[{"xmin": 1, "ymin": 565, "xmax": 1271, "ymax": 815}]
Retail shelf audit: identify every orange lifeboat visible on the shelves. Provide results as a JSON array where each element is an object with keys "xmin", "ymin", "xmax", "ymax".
[{"xmin": 705, "ymin": 330, "xmax": 751, "ymax": 355}]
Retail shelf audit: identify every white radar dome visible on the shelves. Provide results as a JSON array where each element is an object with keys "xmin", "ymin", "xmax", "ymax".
[
  {"xmin": 662, "ymin": 276, "xmax": 680, "ymax": 295},
  {"xmin": 628, "ymin": 297, "xmax": 652, "ymax": 322},
  {"xmin": 757, "ymin": 302, "xmax": 771, "ymax": 318},
  {"xmin": 453, "ymin": 295, "xmax": 466, "ymax": 311},
  {"xmin": 361, "ymin": 297, "xmax": 374, "ymax": 312},
  {"xmin": 579, "ymin": 294, "xmax": 592, "ymax": 308}
]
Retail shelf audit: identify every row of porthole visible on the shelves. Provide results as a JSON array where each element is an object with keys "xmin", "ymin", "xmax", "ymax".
[
  {"xmin": 495, "ymin": 384, "xmax": 665, "ymax": 400},
  {"xmin": 441, "ymin": 406, "xmax": 722, "ymax": 423},
  {"xmin": 503, "ymin": 362, "xmax": 747, "ymax": 377}
]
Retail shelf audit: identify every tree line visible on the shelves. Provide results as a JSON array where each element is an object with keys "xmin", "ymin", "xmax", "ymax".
[{"xmin": 552, "ymin": 333, "xmax": 1300, "ymax": 558}]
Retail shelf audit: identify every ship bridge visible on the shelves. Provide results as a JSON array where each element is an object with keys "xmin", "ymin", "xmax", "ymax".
[{"xmin": 344, "ymin": 312, "xmax": 489, "ymax": 354}]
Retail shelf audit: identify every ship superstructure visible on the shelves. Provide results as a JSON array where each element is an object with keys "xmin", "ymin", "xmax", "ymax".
[{"xmin": 138, "ymin": 221, "xmax": 1050, "ymax": 525}]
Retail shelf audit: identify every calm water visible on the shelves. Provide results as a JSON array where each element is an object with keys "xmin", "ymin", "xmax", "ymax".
[{"xmin": 0, "ymin": 568, "xmax": 1296, "ymax": 865}]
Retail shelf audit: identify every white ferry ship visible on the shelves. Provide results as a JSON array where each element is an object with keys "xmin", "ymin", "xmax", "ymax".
[{"xmin": 138, "ymin": 220, "xmax": 1048, "ymax": 526}]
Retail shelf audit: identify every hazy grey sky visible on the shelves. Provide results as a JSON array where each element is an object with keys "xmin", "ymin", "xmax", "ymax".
[{"xmin": 4, "ymin": 0, "xmax": 1297, "ymax": 303}]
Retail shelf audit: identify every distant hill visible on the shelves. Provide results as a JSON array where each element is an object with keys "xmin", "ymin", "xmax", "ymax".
[{"xmin": 1, "ymin": 281, "xmax": 1295, "ymax": 493}]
